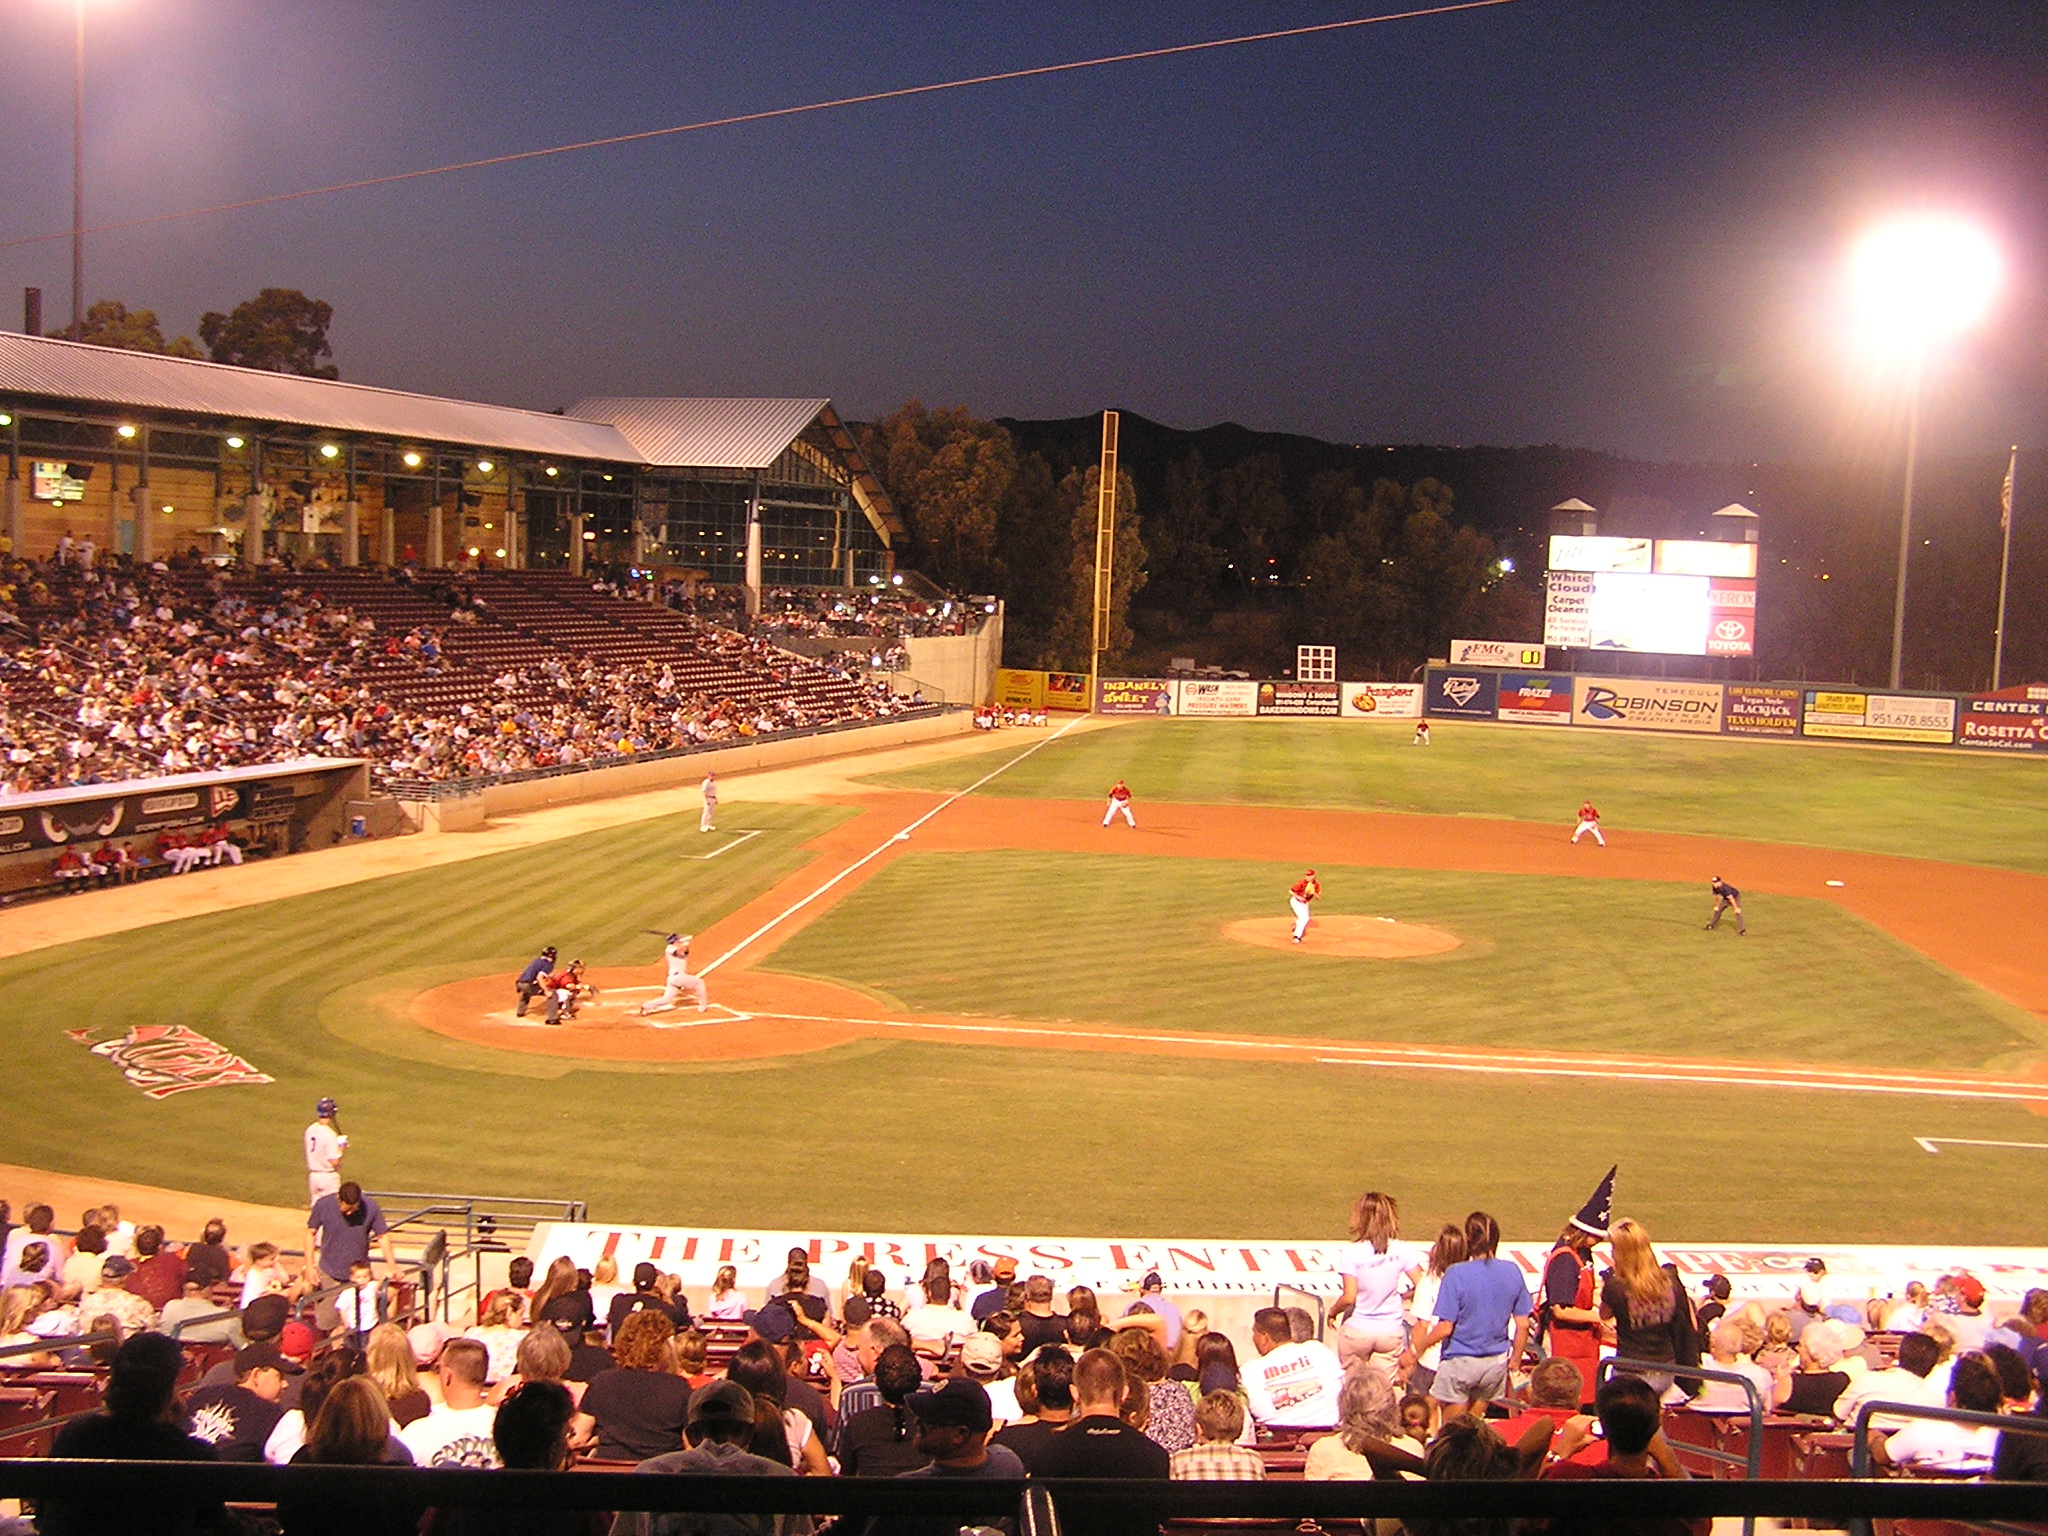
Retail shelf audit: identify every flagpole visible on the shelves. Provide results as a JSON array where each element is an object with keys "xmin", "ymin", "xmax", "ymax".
[{"xmin": 1993, "ymin": 445, "xmax": 2016, "ymax": 691}]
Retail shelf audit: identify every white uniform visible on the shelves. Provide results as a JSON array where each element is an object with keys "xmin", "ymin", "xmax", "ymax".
[
  {"xmin": 700, "ymin": 774, "xmax": 718, "ymax": 833},
  {"xmin": 305, "ymin": 1120, "xmax": 345, "ymax": 1204},
  {"xmin": 642, "ymin": 937, "xmax": 709, "ymax": 1015},
  {"xmin": 1103, "ymin": 785, "xmax": 1135, "ymax": 828}
]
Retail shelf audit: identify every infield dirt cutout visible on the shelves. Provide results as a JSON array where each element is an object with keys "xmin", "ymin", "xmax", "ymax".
[{"xmin": 1221, "ymin": 914, "xmax": 1462, "ymax": 957}]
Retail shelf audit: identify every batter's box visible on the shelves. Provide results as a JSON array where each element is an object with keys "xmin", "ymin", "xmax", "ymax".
[{"xmin": 642, "ymin": 1003, "xmax": 753, "ymax": 1030}]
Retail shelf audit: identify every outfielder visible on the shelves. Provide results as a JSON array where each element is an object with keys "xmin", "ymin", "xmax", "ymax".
[
  {"xmin": 641, "ymin": 932, "xmax": 709, "ymax": 1015},
  {"xmin": 1571, "ymin": 800, "xmax": 1605, "ymax": 846},
  {"xmin": 1288, "ymin": 868, "xmax": 1320, "ymax": 944},
  {"xmin": 1705, "ymin": 875, "xmax": 1746, "ymax": 936},
  {"xmin": 1103, "ymin": 779, "xmax": 1135, "ymax": 828},
  {"xmin": 305, "ymin": 1097, "xmax": 347, "ymax": 1205},
  {"xmin": 700, "ymin": 771, "xmax": 719, "ymax": 833}
]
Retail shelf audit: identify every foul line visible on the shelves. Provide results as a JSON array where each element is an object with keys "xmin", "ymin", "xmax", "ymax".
[
  {"xmin": 1915, "ymin": 1136, "xmax": 2048, "ymax": 1154},
  {"xmin": 699, "ymin": 1005, "xmax": 2048, "ymax": 1104},
  {"xmin": 697, "ymin": 717, "xmax": 1087, "ymax": 977},
  {"xmin": 688, "ymin": 830, "xmax": 764, "ymax": 861}
]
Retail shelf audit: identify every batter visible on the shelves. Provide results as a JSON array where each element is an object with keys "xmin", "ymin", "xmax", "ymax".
[{"xmin": 641, "ymin": 932, "xmax": 710, "ymax": 1015}]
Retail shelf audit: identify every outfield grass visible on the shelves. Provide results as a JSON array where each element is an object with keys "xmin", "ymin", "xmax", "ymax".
[
  {"xmin": 768, "ymin": 851, "xmax": 2046, "ymax": 1069},
  {"xmin": 867, "ymin": 719, "xmax": 2048, "ymax": 873}
]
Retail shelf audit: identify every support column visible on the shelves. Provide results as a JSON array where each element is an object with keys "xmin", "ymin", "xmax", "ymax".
[
  {"xmin": 341, "ymin": 501, "xmax": 360, "ymax": 567},
  {"xmin": 3, "ymin": 475, "xmax": 23, "ymax": 556},
  {"xmin": 427, "ymin": 503, "xmax": 444, "ymax": 568},
  {"xmin": 567, "ymin": 511, "xmax": 585, "ymax": 576},
  {"xmin": 744, "ymin": 471, "xmax": 763, "ymax": 617},
  {"xmin": 379, "ymin": 505, "xmax": 396, "ymax": 567},
  {"xmin": 241, "ymin": 493, "xmax": 265, "ymax": 565},
  {"xmin": 107, "ymin": 459, "xmax": 124, "ymax": 553},
  {"xmin": 844, "ymin": 546, "xmax": 855, "ymax": 590},
  {"xmin": 130, "ymin": 483, "xmax": 153, "ymax": 563}
]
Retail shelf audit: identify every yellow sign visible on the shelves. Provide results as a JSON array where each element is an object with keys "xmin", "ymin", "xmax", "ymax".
[{"xmin": 994, "ymin": 669, "xmax": 1045, "ymax": 710}]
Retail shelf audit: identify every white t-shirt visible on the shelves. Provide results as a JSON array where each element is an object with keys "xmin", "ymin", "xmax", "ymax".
[
  {"xmin": 1832, "ymin": 1366, "xmax": 1947, "ymax": 1432},
  {"xmin": 984, "ymin": 1376, "xmax": 1021, "ymax": 1424},
  {"xmin": 1692, "ymin": 1359, "xmax": 1773, "ymax": 1414},
  {"xmin": 1241, "ymin": 1340, "xmax": 1344, "ymax": 1428},
  {"xmin": 1411, "ymin": 1272, "xmax": 1447, "ymax": 1369},
  {"xmin": 1883, "ymin": 1417, "xmax": 1999, "ymax": 1473},
  {"xmin": 399, "ymin": 1402, "xmax": 501, "ymax": 1467},
  {"xmin": 899, "ymin": 1303, "xmax": 974, "ymax": 1346},
  {"xmin": 1336, "ymin": 1241, "xmax": 1418, "ymax": 1333}
]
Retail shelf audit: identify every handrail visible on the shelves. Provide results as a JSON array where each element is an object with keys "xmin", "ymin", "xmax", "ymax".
[
  {"xmin": 1601, "ymin": 1353, "xmax": 1768, "ymax": 1536},
  {"xmin": 1274, "ymin": 1282, "xmax": 1326, "ymax": 1339},
  {"xmin": 1847, "ymin": 1399, "xmax": 2048, "ymax": 1536},
  {"xmin": 2, "ymin": 1465, "xmax": 2047, "ymax": 1522},
  {"xmin": 0, "ymin": 1329, "xmax": 117, "ymax": 1361}
]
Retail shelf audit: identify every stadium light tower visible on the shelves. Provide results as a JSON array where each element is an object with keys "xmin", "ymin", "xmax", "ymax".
[{"xmin": 1848, "ymin": 213, "xmax": 2001, "ymax": 690}]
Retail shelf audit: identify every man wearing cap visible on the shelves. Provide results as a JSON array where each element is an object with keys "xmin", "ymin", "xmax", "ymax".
[
  {"xmin": 81, "ymin": 1255, "xmax": 158, "ymax": 1335},
  {"xmin": 159, "ymin": 1276, "xmax": 240, "ymax": 1345},
  {"xmin": 610, "ymin": 1262, "xmax": 693, "ymax": 1337},
  {"xmin": 865, "ymin": 1378, "xmax": 1026, "ymax": 1536},
  {"xmin": 641, "ymin": 933, "xmax": 709, "ymax": 1015},
  {"xmin": 305, "ymin": 1097, "xmax": 347, "ymax": 1205},
  {"xmin": 514, "ymin": 945, "xmax": 557, "ymax": 1018},
  {"xmin": 615, "ymin": 1381, "xmax": 804, "ymax": 1536},
  {"xmin": 971, "ymin": 1258, "xmax": 1018, "ymax": 1322},
  {"xmin": 183, "ymin": 1343, "xmax": 292, "ymax": 1462},
  {"xmin": 1123, "ymin": 1271, "xmax": 1183, "ymax": 1351},
  {"xmin": 1932, "ymin": 1272, "xmax": 1993, "ymax": 1352}
]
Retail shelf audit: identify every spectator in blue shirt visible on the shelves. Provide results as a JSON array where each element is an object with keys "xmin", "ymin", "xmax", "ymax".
[
  {"xmin": 1415, "ymin": 1211, "xmax": 1534, "ymax": 1419},
  {"xmin": 514, "ymin": 946, "xmax": 557, "ymax": 1017}
]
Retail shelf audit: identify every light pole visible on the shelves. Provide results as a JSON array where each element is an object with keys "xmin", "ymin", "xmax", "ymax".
[
  {"xmin": 71, "ymin": 0, "xmax": 85, "ymax": 340},
  {"xmin": 1847, "ymin": 214, "xmax": 2001, "ymax": 691}
]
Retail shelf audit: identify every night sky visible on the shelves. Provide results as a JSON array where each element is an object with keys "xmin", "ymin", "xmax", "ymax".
[{"xmin": 2, "ymin": 1, "xmax": 2044, "ymax": 464}]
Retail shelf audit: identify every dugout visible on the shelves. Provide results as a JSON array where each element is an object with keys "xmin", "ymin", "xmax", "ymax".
[
  {"xmin": 0, "ymin": 332, "xmax": 900, "ymax": 610},
  {"xmin": 0, "ymin": 757, "xmax": 368, "ymax": 899}
]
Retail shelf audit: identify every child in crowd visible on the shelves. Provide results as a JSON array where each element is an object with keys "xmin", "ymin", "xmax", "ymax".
[
  {"xmin": 238, "ymin": 1242, "xmax": 292, "ymax": 1308},
  {"xmin": 705, "ymin": 1263, "xmax": 747, "ymax": 1321},
  {"xmin": 1169, "ymin": 1390, "xmax": 1266, "ymax": 1480},
  {"xmin": 335, "ymin": 1259, "xmax": 385, "ymax": 1349}
]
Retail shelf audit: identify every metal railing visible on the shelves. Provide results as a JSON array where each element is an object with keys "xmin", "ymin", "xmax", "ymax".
[
  {"xmin": 1275, "ymin": 1282, "xmax": 1326, "ymax": 1338},
  {"xmin": 1850, "ymin": 1399, "xmax": 2048, "ymax": 1536},
  {"xmin": 1601, "ymin": 1353, "xmax": 1769, "ymax": 1536},
  {"xmin": 364, "ymin": 1190, "xmax": 584, "ymax": 1323},
  {"xmin": 2, "ymin": 1465, "xmax": 2048, "ymax": 1525}
]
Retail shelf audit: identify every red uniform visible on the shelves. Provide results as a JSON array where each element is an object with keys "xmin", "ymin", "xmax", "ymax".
[{"xmin": 1103, "ymin": 780, "xmax": 1135, "ymax": 828}]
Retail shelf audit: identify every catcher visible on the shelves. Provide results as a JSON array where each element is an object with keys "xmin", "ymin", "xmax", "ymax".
[{"xmin": 541, "ymin": 958, "xmax": 598, "ymax": 1024}]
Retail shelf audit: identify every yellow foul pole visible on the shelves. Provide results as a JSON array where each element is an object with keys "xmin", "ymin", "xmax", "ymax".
[{"xmin": 1089, "ymin": 410, "xmax": 1119, "ymax": 712}]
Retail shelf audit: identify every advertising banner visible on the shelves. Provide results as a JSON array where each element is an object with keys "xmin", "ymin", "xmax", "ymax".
[
  {"xmin": 530, "ymin": 1223, "xmax": 2048, "ymax": 1304},
  {"xmin": 1956, "ymin": 685, "xmax": 2048, "ymax": 751},
  {"xmin": 1338, "ymin": 682, "xmax": 1424, "ymax": 719},
  {"xmin": 1803, "ymin": 692, "xmax": 1957, "ymax": 745},
  {"xmin": 1096, "ymin": 678, "xmax": 1176, "ymax": 716},
  {"xmin": 994, "ymin": 669, "xmax": 1045, "ymax": 710},
  {"xmin": 1044, "ymin": 673, "xmax": 1090, "ymax": 712},
  {"xmin": 1425, "ymin": 670, "xmax": 1500, "ymax": 719},
  {"xmin": 1543, "ymin": 571, "xmax": 1594, "ymax": 649},
  {"xmin": 1176, "ymin": 679, "xmax": 1259, "ymax": 717},
  {"xmin": 1723, "ymin": 684, "xmax": 1801, "ymax": 737},
  {"xmin": 1571, "ymin": 677, "xmax": 1725, "ymax": 733},
  {"xmin": 1256, "ymin": 681, "xmax": 1340, "ymax": 717},
  {"xmin": 1705, "ymin": 579, "xmax": 1757, "ymax": 658},
  {"xmin": 1495, "ymin": 672, "xmax": 1574, "ymax": 724},
  {"xmin": 0, "ymin": 779, "xmax": 258, "ymax": 857},
  {"xmin": 1549, "ymin": 535, "xmax": 1652, "ymax": 573},
  {"xmin": 1449, "ymin": 639, "xmax": 1546, "ymax": 668},
  {"xmin": 1655, "ymin": 540, "xmax": 1758, "ymax": 578}
]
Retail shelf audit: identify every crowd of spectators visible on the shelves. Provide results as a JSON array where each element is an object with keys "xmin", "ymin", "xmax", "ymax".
[
  {"xmin": 0, "ymin": 552, "xmax": 924, "ymax": 798},
  {"xmin": 752, "ymin": 587, "xmax": 984, "ymax": 647},
  {"xmin": 5, "ymin": 1180, "xmax": 2048, "ymax": 1536}
]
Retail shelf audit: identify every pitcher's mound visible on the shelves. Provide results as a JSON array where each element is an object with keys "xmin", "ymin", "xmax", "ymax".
[{"xmin": 1223, "ymin": 914, "xmax": 1463, "ymax": 958}]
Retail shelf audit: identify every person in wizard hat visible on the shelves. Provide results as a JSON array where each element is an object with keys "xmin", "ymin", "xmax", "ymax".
[{"xmin": 1541, "ymin": 1166, "xmax": 1615, "ymax": 1405}]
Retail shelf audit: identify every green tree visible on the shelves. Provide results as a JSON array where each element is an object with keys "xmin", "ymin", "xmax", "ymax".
[
  {"xmin": 1212, "ymin": 452, "xmax": 1290, "ymax": 589},
  {"xmin": 197, "ymin": 288, "xmax": 338, "ymax": 377},
  {"xmin": 1295, "ymin": 472, "xmax": 1399, "ymax": 675},
  {"xmin": 1046, "ymin": 464, "xmax": 1147, "ymax": 670},
  {"xmin": 57, "ymin": 300, "xmax": 200, "ymax": 357},
  {"xmin": 1145, "ymin": 450, "xmax": 1224, "ymax": 625},
  {"xmin": 856, "ymin": 401, "xmax": 1019, "ymax": 592}
]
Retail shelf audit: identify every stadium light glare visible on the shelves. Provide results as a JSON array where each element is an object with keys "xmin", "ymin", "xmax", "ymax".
[
  {"xmin": 544, "ymin": 465, "xmax": 558, "ymax": 477},
  {"xmin": 115, "ymin": 422, "xmax": 135, "ymax": 438},
  {"xmin": 0, "ymin": 412, "xmax": 12, "ymax": 427},
  {"xmin": 319, "ymin": 443, "xmax": 339, "ymax": 459},
  {"xmin": 401, "ymin": 450, "xmax": 422, "ymax": 468},
  {"xmin": 225, "ymin": 434, "xmax": 244, "ymax": 450},
  {"xmin": 1850, "ymin": 214, "xmax": 2001, "ymax": 345},
  {"xmin": 475, "ymin": 459, "xmax": 494, "ymax": 474}
]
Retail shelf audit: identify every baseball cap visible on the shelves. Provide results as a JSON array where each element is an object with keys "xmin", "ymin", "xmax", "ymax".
[
  {"xmin": 408, "ymin": 1322, "xmax": 453, "ymax": 1366},
  {"xmin": 906, "ymin": 1377, "xmax": 993, "ymax": 1432},
  {"xmin": 316, "ymin": 1097, "xmax": 338, "ymax": 1117},
  {"xmin": 241, "ymin": 1293, "xmax": 289, "ymax": 1340},
  {"xmin": 1952, "ymin": 1272, "xmax": 1987, "ymax": 1307},
  {"xmin": 235, "ymin": 1342, "xmax": 300, "ymax": 1377},
  {"xmin": 959, "ymin": 1333, "xmax": 1004, "ymax": 1378},
  {"xmin": 991, "ymin": 1257, "xmax": 1017, "ymax": 1281},
  {"xmin": 1804, "ymin": 1258, "xmax": 1827, "ymax": 1274},
  {"xmin": 99, "ymin": 1255, "xmax": 135, "ymax": 1280},
  {"xmin": 744, "ymin": 1302, "xmax": 797, "ymax": 1345},
  {"xmin": 688, "ymin": 1380, "xmax": 754, "ymax": 1429},
  {"xmin": 278, "ymin": 1319, "xmax": 318, "ymax": 1363}
]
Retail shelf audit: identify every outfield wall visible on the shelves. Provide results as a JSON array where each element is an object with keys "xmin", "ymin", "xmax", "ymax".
[
  {"xmin": 408, "ymin": 709, "xmax": 974, "ymax": 832},
  {"xmin": 1089, "ymin": 674, "xmax": 2048, "ymax": 749}
]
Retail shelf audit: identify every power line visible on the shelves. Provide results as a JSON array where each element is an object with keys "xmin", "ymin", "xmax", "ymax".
[{"xmin": 0, "ymin": 0, "xmax": 1525, "ymax": 253}]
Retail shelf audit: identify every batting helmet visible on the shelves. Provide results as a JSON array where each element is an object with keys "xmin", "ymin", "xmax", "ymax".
[
  {"xmin": 666, "ymin": 932, "xmax": 680, "ymax": 944},
  {"xmin": 316, "ymin": 1097, "xmax": 338, "ymax": 1118}
]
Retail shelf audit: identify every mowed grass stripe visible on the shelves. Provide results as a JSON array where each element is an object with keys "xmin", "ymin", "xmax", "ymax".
[
  {"xmin": 864, "ymin": 719, "xmax": 2048, "ymax": 873},
  {"xmin": 767, "ymin": 851, "xmax": 2045, "ymax": 1069}
]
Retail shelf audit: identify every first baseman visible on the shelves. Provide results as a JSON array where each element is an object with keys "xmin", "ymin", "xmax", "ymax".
[
  {"xmin": 700, "ymin": 771, "xmax": 719, "ymax": 833},
  {"xmin": 1103, "ymin": 779, "xmax": 1135, "ymax": 828},
  {"xmin": 1705, "ymin": 875, "xmax": 1746, "ymax": 935},
  {"xmin": 1289, "ymin": 868, "xmax": 1320, "ymax": 944},
  {"xmin": 1571, "ymin": 800, "xmax": 1605, "ymax": 846},
  {"xmin": 641, "ymin": 932, "xmax": 710, "ymax": 1015}
]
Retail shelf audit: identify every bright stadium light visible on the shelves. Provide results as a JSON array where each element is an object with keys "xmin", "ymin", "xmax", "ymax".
[
  {"xmin": 1847, "ymin": 213, "xmax": 2002, "ymax": 689},
  {"xmin": 402, "ymin": 450, "xmax": 422, "ymax": 468},
  {"xmin": 225, "ymin": 434, "xmax": 244, "ymax": 450},
  {"xmin": 115, "ymin": 422, "xmax": 135, "ymax": 438},
  {"xmin": 319, "ymin": 442, "xmax": 339, "ymax": 459}
]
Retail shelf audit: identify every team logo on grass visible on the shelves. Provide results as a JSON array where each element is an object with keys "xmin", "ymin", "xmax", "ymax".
[{"xmin": 67, "ymin": 1025, "xmax": 275, "ymax": 1099}]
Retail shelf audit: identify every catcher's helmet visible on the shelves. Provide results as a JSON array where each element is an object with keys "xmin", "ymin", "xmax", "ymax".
[{"xmin": 316, "ymin": 1097, "xmax": 338, "ymax": 1117}]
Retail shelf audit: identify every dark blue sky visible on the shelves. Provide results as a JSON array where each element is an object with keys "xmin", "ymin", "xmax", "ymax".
[{"xmin": 2, "ymin": 1, "xmax": 2044, "ymax": 462}]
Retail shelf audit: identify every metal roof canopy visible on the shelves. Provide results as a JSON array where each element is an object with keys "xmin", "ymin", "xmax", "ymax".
[
  {"xmin": 0, "ymin": 332, "xmax": 638, "ymax": 461},
  {"xmin": 0, "ymin": 755, "xmax": 365, "ymax": 811}
]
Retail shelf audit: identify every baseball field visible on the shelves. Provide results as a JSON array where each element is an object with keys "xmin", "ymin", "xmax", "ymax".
[{"xmin": 5, "ymin": 716, "xmax": 2047, "ymax": 1248}]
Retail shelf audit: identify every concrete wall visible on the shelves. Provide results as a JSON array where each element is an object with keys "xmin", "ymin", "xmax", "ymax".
[
  {"xmin": 400, "ymin": 709, "xmax": 972, "ymax": 831},
  {"xmin": 902, "ymin": 613, "xmax": 1003, "ymax": 707}
]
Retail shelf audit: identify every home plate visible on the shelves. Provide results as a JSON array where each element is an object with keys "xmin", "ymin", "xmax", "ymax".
[
  {"xmin": 643, "ymin": 1003, "xmax": 754, "ymax": 1029},
  {"xmin": 1826, "ymin": 880, "xmax": 1845, "ymax": 887}
]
